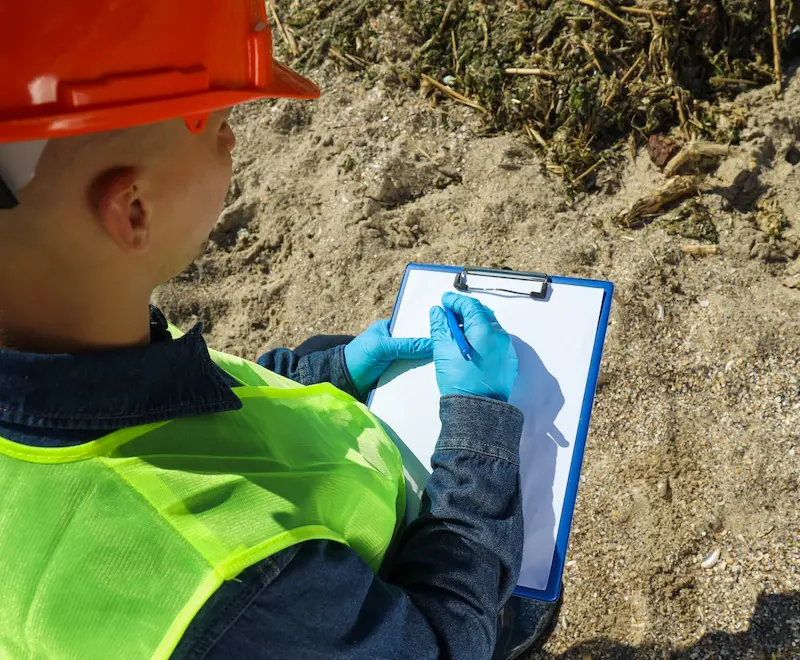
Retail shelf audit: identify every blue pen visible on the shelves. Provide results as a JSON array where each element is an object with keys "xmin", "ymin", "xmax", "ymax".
[{"xmin": 444, "ymin": 307, "xmax": 473, "ymax": 361}]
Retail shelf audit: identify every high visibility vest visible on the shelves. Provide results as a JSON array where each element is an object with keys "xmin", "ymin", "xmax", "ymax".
[{"xmin": 0, "ymin": 336, "xmax": 405, "ymax": 660}]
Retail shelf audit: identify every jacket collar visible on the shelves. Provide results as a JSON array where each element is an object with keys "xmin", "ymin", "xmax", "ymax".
[{"xmin": 0, "ymin": 308, "xmax": 242, "ymax": 431}]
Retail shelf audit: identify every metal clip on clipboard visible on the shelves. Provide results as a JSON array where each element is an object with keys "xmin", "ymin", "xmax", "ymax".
[{"xmin": 453, "ymin": 267, "xmax": 550, "ymax": 300}]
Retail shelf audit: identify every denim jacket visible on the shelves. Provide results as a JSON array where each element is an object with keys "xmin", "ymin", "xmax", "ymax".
[{"xmin": 0, "ymin": 308, "xmax": 531, "ymax": 659}]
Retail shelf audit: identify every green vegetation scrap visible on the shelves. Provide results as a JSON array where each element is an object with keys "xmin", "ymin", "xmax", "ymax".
[
  {"xmin": 273, "ymin": 0, "xmax": 795, "ymax": 187},
  {"xmin": 661, "ymin": 199, "xmax": 719, "ymax": 242}
]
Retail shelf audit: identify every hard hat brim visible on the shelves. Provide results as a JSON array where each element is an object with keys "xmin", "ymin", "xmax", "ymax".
[
  {"xmin": 0, "ymin": 61, "xmax": 320, "ymax": 144},
  {"xmin": 267, "ymin": 61, "xmax": 321, "ymax": 100}
]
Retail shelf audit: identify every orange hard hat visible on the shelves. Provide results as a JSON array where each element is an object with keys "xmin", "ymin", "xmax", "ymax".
[{"xmin": 0, "ymin": 1, "xmax": 320, "ymax": 144}]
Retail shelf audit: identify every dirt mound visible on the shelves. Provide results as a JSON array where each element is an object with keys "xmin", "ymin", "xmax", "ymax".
[{"xmin": 270, "ymin": 0, "xmax": 796, "ymax": 183}]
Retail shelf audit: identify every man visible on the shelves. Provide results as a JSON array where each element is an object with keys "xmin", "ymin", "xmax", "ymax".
[{"xmin": 0, "ymin": 2, "xmax": 555, "ymax": 658}]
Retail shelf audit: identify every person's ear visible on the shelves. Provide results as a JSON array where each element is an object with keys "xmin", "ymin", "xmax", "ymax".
[{"xmin": 89, "ymin": 167, "xmax": 151, "ymax": 254}]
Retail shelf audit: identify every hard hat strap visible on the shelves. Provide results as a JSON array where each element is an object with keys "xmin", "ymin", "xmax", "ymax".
[
  {"xmin": 0, "ymin": 176, "xmax": 18, "ymax": 210},
  {"xmin": 185, "ymin": 113, "xmax": 210, "ymax": 134}
]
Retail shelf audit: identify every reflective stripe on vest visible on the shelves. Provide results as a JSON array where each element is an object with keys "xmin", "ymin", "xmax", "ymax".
[{"xmin": 0, "ymin": 335, "xmax": 404, "ymax": 659}]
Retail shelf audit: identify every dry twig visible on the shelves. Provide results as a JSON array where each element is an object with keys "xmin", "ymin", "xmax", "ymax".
[
  {"xmin": 268, "ymin": 0, "xmax": 299, "ymax": 57},
  {"xmin": 419, "ymin": 0, "xmax": 458, "ymax": 53},
  {"xmin": 709, "ymin": 76, "xmax": 759, "ymax": 87},
  {"xmin": 420, "ymin": 74, "xmax": 488, "ymax": 114},
  {"xmin": 580, "ymin": 38, "xmax": 603, "ymax": 73},
  {"xmin": 478, "ymin": 14, "xmax": 489, "ymax": 52},
  {"xmin": 525, "ymin": 124, "xmax": 548, "ymax": 148},
  {"xmin": 505, "ymin": 68, "xmax": 558, "ymax": 79},
  {"xmin": 438, "ymin": 0, "xmax": 458, "ymax": 35},
  {"xmin": 603, "ymin": 53, "xmax": 644, "ymax": 107},
  {"xmin": 682, "ymin": 245, "xmax": 720, "ymax": 256},
  {"xmin": 673, "ymin": 89, "xmax": 691, "ymax": 141},
  {"xmin": 329, "ymin": 47, "xmax": 368, "ymax": 69},
  {"xmin": 576, "ymin": 0, "xmax": 632, "ymax": 28},
  {"xmin": 573, "ymin": 158, "xmax": 605, "ymax": 184},
  {"xmin": 770, "ymin": 0, "xmax": 782, "ymax": 95},
  {"xmin": 663, "ymin": 141, "xmax": 729, "ymax": 178},
  {"xmin": 619, "ymin": 176, "xmax": 705, "ymax": 227},
  {"xmin": 615, "ymin": 6, "xmax": 668, "ymax": 17}
]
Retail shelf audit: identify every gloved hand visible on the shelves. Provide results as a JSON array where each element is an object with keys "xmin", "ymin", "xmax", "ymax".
[
  {"xmin": 344, "ymin": 320, "xmax": 433, "ymax": 396},
  {"xmin": 429, "ymin": 292, "xmax": 518, "ymax": 402}
]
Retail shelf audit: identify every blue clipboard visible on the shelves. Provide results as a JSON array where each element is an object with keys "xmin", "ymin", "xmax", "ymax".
[{"xmin": 369, "ymin": 263, "xmax": 614, "ymax": 602}]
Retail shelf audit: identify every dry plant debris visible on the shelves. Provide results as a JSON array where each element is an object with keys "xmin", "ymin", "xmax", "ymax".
[
  {"xmin": 663, "ymin": 140, "xmax": 730, "ymax": 177},
  {"xmin": 662, "ymin": 198, "xmax": 719, "ymax": 242},
  {"xmin": 681, "ymin": 244, "xmax": 720, "ymax": 255},
  {"xmin": 618, "ymin": 175, "xmax": 706, "ymax": 228},
  {"xmin": 273, "ymin": 0, "xmax": 795, "ymax": 187}
]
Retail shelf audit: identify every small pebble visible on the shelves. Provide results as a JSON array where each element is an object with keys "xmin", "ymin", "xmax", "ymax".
[
  {"xmin": 699, "ymin": 299, "xmax": 710, "ymax": 308},
  {"xmin": 701, "ymin": 549, "xmax": 721, "ymax": 569}
]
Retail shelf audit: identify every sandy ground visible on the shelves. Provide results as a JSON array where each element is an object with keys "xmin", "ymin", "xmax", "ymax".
[{"xmin": 154, "ymin": 59, "xmax": 800, "ymax": 659}]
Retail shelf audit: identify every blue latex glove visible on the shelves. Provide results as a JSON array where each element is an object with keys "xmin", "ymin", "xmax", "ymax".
[
  {"xmin": 430, "ymin": 292, "xmax": 518, "ymax": 402},
  {"xmin": 344, "ymin": 320, "xmax": 433, "ymax": 396}
]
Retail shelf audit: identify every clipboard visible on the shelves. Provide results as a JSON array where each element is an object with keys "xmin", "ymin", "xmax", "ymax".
[{"xmin": 367, "ymin": 263, "xmax": 614, "ymax": 602}]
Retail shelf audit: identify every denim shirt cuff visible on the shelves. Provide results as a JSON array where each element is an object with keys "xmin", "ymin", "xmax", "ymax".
[
  {"xmin": 298, "ymin": 346, "xmax": 361, "ymax": 400},
  {"xmin": 438, "ymin": 395, "xmax": 524, "ymax": 465}
]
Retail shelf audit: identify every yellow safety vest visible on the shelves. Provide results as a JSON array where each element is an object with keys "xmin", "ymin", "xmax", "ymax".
[{"xmin": 0, "ymin": 336, "xmax": 404, "ymax": 659}]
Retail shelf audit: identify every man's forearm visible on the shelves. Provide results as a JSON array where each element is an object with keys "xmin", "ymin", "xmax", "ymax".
[
  {"xmin": 257, "ymin": 345, "xmax": 361, "ymax": 399},
  {"xmin": 381, "ymin": 395, "xmax": 525, "ymax": 657}
]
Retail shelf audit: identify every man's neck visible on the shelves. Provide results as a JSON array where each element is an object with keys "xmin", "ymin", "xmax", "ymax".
[
  {"xmin": 0, "ymin": 319, "xmax": 152, "ymax": 354},
  {"xmin": 0, "ymin": 267, "xmax": 152, "ymax": 354}
]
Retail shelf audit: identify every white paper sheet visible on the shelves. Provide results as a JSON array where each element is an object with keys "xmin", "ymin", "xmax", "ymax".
[{"xmin": 369, "ymin": 268, "xmax": 605, "ymax": 592}]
